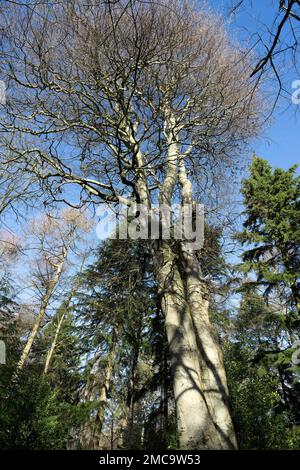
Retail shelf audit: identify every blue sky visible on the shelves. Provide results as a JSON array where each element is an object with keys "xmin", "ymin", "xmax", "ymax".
[{"xmin": 208, "ymin": 0, "xmax": 300, "ymax": 171}]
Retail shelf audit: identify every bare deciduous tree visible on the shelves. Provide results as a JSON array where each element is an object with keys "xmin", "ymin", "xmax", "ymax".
[
  {"xmin": 0, "ymin": 0, "xmax": 264, "ymax": 448},
  {"xmin": 230, "ymin": 0, "xmax": 300, "ymax": 100},
  {"xmin": 17, "ymin": 208, "xmax": 91, "ymax": 370}
]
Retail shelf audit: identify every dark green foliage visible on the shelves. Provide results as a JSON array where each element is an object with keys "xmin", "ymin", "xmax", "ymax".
[
  {"xmin": 224, "ymin": 292, "xmax": 300, "ymax": 449},
  {"xmin": 0, "ymin": 368, "xmax": 76, "ymax": 449},
  {"xmin": 0, "ymin": 287, "xmax": 88, "ymax": 450},
  {"xmin": 225, "ymin": 341, "xmax": 299, "ymax": 449},
  {"xmin": 227, "ymin": 158, "xmax": 300, "ymax": 449},
  {"xmin": 238, "ymin": 157, "xmax": 300, "ymax": 314}
]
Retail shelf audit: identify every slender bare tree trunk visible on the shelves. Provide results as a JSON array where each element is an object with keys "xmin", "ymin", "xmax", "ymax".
[
  {"xmin": 44, "ymin": 255, "xmax": 88, "ymax": 374},
  {"xmin": 90, "ymin": 329, "xmax": 117, "ymax": 449},
  {"xmin": 95, "ymin": 350, "xmax": 115, "ymax": 439},
  {"xmin": 43, "ymin": 309, "xmax": 66, "ymax": 374},
  {"xmin": 17, "ymin": 247, "xmax": 68, "ymax": 370}
]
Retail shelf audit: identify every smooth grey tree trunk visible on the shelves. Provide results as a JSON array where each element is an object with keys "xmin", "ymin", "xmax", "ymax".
[
  {"xmin": 154, "ymin": 241, "xmax": 237, "ymax": 449},
  {"xmin": 43, "ymin": 309, "xmax": 66, "ymax": 374},
  {"xmin": 124, "ymin": 107, "xmax": 237, "ymax": 449},
  {"xmin": 180, "ymin": 244, "xmax": 237, "ymax": 449}
]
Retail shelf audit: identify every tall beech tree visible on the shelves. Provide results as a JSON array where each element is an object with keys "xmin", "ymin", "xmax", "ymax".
[{"xmin": 0, "ymin": 0, "xmax": 263, "ymax": 448}]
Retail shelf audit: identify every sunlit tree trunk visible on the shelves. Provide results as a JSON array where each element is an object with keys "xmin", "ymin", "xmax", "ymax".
[
  {"xmin": 150, "ymin": 111, "xmax": 237, "ymax": 448},
  {"xmin": 180, "ymin": 245, "xmax": 237, "ymax": 449},
  {"xmin": 43, "ymin": 309, "xmax": 66, "ymax": 374},
  {"xmin": 174, "ymin": 152, "xmax": 236, "ymax": 449},
  {"xmin": 154, "ymin": 240, "xmax": 236, "ymax": 449}
]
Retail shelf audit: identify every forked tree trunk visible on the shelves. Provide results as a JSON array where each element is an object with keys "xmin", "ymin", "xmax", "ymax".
[
  {"xmin": 131, "ymin": 106, "xmax": 236, "ymax": 448},
  {"xmin": 17, "ymin": 252, "xmax": 67, "ymax": 371},
  {"xmin": 154, "ymin": 241, "xmax": 237, "ymax": 449},
  {"xmin": 44, "ymin": 257, "xmax": 87, "ymax": 374}
]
